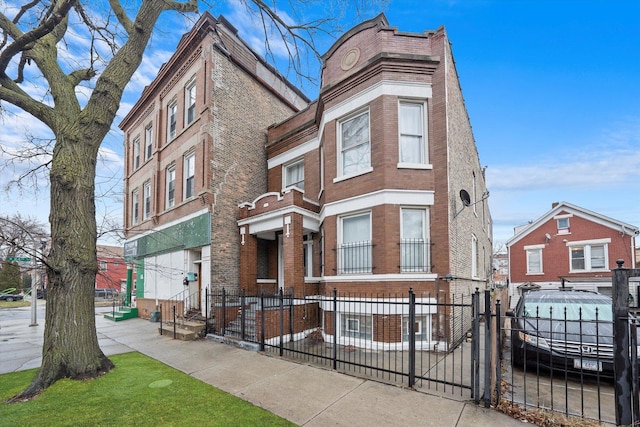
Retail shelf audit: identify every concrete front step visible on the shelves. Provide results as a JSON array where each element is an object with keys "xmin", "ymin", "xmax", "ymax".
[{"xmin": 159, "ymin": 320, "xmax": 206, "ymax": 341}]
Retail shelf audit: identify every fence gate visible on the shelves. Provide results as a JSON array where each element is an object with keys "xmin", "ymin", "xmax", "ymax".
[{"xmin": 494, "ymin": 261, "xmax": 640, "ymax": 425}]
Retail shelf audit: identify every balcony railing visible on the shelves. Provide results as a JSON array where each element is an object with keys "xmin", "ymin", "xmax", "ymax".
[
  {"xmin": 400, "ymin": 239, "xmax": 430, "ymax": 273},
  {"xmin": 336, "ymin": 241, "xmax": 373, "ymax": 274}
]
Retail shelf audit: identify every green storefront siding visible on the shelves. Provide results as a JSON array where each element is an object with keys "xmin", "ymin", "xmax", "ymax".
[
  {"xmin": 125, "ymin": 212, "xmax": 211, "ymax": 260},
  {"xmin": 124, "ymin": 212, "xmax": 211, "ymax": 300}
]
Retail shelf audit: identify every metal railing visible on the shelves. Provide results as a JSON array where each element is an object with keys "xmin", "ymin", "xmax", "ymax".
[
  {"xmin": 399, "ymin": 239, "xmax": 430, "ymax": 272},
  {"xmin": 335, "ymin": 241, "xmax": 373, "ymax": 274},
  {"xmin": 206, "ymin": 287, "xmax": 482, "ymax": 401}
]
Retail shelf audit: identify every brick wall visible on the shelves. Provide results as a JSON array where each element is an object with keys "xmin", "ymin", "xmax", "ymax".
[{"xmin": 208, "ymin": 44, "xmax": 299, "ymax": 291}]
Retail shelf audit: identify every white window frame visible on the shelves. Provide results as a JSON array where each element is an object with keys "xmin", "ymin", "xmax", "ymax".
[
  {"xmin": 303, "ymin": 237, "xmax": 313, "ymax": 279},
  {"xmin": 338, "ymin": 211, "xmax": 372, "ymax": 274},
  {"xmin": 568, "ymin": 240, "xmax": 609, "ymax": 272},
  {"xmin": 397, "ymin": 100, "xmax": 430, "ymax": 168},
  {"xmin": 166, "ymin": 165, "xmax": 176, "ymax": 209},
  {"xmin": 184, "ymin": 152, "xmax": 195, "ymax": 200},
  {"xmin": 133, "ymin": 138, "xmax": 140, "ymax": 170},
  {"xmin": 145, "ymin": 124, "xmax": 153, "ymax": 160},
  {"xmin": 400, "ymin": 208, "xmax": 429, "ymax": 273},
  {"xmin": 471, "ymin": 234, "xmax": 479, "ymax": 278},
  {"xmin": 402, "ymin": 315, "xmax": 429, "ymax": 342},
  {"xmin": 525, "ymin": 244, "xmax": 544, "ymax": 275},
  {"xmin": 283, "ymin": 158, "xmax": 304, "ymax": 191},
  {"xmin": 100, "ymin": 261, "xmax": 108, "ymax": 271},
  {"xmin": 143, "ymin": 182, "xmax": 151, "ymax": 219},
  {"xmin": 132, "ymin": 189, "xmax": 139, "ymax": 225},
  {"xmin": 185, "ymin": 80, "xmax": 196, "ymax": 126},
  {"xmin": 167, "ymin": 101, "xmax": 177, "ymax": 141},
  {"xmin": 340, "ymin": 314, "xmax": 372, "ymax": 340},
  {"xmin": 337, "ymin": 109, "xmax": 371, "ymax": 179}
]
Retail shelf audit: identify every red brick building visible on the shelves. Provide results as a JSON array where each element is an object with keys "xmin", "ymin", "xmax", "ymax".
[
  {"xmin": 237, "ymin": 14, "xmax": 491, "ymax": 348},
  {"xmin": 506, "ymin": 202, "xmax": 638, "ymax": 308},
  {"xmin": 120, "ymin": 13, "xmax": 308, "ymax": 319},
  {"xmin": 96, "ymin": 245, "xmax": 129, "ymax": 293}
]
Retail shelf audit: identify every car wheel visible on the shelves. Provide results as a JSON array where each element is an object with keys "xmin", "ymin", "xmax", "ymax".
[{"xmin": 6, "ymin": 297, "xmax": 14, "ymax": 302}]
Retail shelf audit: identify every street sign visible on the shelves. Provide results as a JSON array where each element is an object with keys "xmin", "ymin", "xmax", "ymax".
[{"xmin": 6, "ymin": 257, "xmax": 31, "ymax": 262}]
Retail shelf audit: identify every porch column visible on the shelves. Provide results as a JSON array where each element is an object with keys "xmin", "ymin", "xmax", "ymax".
[
  {"xmin": 282, "ymin": 212, "xmax": 304, "ymax": 296},
  {"xmin": 239, "ymin": 226, "xmax": 258, "ymax": 294}
]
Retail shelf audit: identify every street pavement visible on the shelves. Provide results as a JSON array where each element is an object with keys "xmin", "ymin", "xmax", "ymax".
[{"xmin": 0, "ymin": 300, "xmax": 524, "ymax": 426}]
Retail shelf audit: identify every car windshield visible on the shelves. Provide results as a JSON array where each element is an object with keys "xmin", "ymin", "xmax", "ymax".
[{"xmin": 523, "ymin": 297, "xmax": 613, "ymax": 322}]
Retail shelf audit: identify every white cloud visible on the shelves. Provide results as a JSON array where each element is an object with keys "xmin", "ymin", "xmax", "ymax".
[{"xmin": 487, "ymin": 118, "xmax": 640, "ymax": 243}]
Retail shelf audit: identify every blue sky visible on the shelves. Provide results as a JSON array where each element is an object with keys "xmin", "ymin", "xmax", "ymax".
[{"xmin": 1, "ymin": 0, "xmax": 639, "ymax": 248}]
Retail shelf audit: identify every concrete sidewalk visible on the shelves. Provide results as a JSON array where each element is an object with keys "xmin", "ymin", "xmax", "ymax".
[{"xmin": 0, "ymin": 304, "xmax": 523, "ymax": 426}]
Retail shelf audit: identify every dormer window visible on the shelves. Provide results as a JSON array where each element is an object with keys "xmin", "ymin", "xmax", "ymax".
[{"xmin": 284, "ymin": 159, "xmax": 304, "ymax": 191}]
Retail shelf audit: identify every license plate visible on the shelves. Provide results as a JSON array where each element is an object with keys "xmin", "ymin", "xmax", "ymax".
[{"xmin": 574, "ymin": 359, "xmax": 602, "ymax": 372}]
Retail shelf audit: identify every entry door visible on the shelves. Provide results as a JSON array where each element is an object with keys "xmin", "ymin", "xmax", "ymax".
[{"xmin": 277, "ymin": 235, "xmax": 284, "ymax": 292}]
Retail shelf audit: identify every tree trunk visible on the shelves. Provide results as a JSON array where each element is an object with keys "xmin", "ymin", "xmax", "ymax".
[{"xmin": 9, "ymin": 133, "xmax": 113, "ymax": 401}]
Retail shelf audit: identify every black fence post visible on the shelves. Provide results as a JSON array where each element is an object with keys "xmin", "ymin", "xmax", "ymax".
[
  {"xmin": 204, "ymin": 288, "xmax": 209, "ymax": 335},
  {"xmin": 333, "ymin": 288, "xmax": 338, "ymax": 371},
  {"xmin": 260, "ymin": 290, "xmax": 265, "ymax": 351},
  {"xmin": 472, "ymin": 288, "xmax": 480, "ymax": 404},
  {"xmin": 495, "ymin": 299, "xmax": 502, "ymax": 406},
  {"xmin": 172, "ymin": 305, "xmax": 176, "ymax": 339},
  {"xmin": 279, "ymin": 289, "xmax": 284, "ymax": 357},
  {"xmin": 408, "ymin": 288, "xmax": 416, "ymax": 389},
  {"xmin": 289, "ymin": 287, "xmax": 295, "ymax": 342},
  {"xmin": 484, "ymin": 289, "xmax": 491, "ymax": 407},
  {"xmin": 241, "ymin": 288, "xmax": 246, "ymax": 341},
  {"xmin": 613, "ymin": 259, "xmax": 632, "ymax": 426},
  {"xmin": 159, "ymin": 303, "xmax": 163, "ymax": 336},
  {"xmin": 222, "ymin": 288, "xmax": 226, "ymax": 336}
]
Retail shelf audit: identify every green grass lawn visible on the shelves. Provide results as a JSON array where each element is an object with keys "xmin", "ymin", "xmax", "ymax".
[
  {"xmin": 0, "ymin": 300, "xmax": 30, "ymax": 308},
  {"xmin": 0, "ymin": 352, "xmax": 295, "ymax": 427}
]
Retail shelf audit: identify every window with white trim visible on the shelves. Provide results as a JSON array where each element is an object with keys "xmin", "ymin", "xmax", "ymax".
[
  {"xmin": 133, "ymin": 138, "xmax": 140, "ymax": 170},
  {"xmin": 166, "ymin": 165, "xmax": 175, "ymax": 209},
  {"xmin": 526, "ymin": 247, "xmax": 543, "ymax": 274},
  {"xmin": 398, "ymin": 101, "xmax": 427, "ymax": 165},
  {"xmin": 132, "ymin": 190, "xmax": 139, "ymax": 225},
  {"xmin": 167, "ymin": 101, "xmax": 177, "ymax": 141},
  {"xmin": 185, "ymin": 80, "xmax": 196, "ymax": 126},
  {"xmin": 340, "ymin": 314, "xmax": 372, "ymax": 340},
  {"xmin": 100, "ymin": 261, "xmax": 108, "ymax": 271},
  {"xmin": 143, "ymin": 182, "xmax": 151, "ymax": 219},
  {"xmin": 570, "ymin": 243, "xmax": 608, "ymax": 272},
  {"xmin": 303, "ymin": 236, "xmax": 313, "ymax": 278},
  {"xmin": 471, "ymin": 234, "xmax": 479, "ymax": 277},
  {"xmin": 403, "ymin": 315, "xmax": 429, "ymax": 342},
  {"xmin": 339, "ymin": 110, "xmax": 370, "ymax": 177},
  {"xmin": 557, "ymin": 217, "xmax": 570, "ymax": 234},
  {"xmin": 184, "ymin": 153, "xmax": 195, "ymax": 199},
  {"xmin": 145, "ymin": 125, "xmax": 153, "ymax": 160},
  {"xmin": 339, "ymin": 212, "xmax": 372, "ymax": 274},
  {"xmin": 400, "ymin": 208, "xmax": 429, "ymax": 272},
  {"xmin": 284, "ymin": 159, "xmax": 304, "ymax": 191}
]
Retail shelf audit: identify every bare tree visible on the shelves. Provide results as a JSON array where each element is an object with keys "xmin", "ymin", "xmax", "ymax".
[
  {"xmin": 0, "ymin": 213, "xmax": 48, "ymax": 260},
  {"xmin": 1, "ymin": 0, "xmax": 384, "ymax": 400}
]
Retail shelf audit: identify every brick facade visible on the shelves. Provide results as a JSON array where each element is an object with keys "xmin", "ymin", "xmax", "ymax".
[
  {"xmin": 507, "ymin": 202, "xmax": 638, "ymax": 308},
  {"xmin": 237, "ymin": 14, "xmax": 491, "ymax": 347}
]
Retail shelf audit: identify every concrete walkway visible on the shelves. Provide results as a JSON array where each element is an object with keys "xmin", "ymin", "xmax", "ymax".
[{"xmin": 0, "ymin": 303, "xmax": 523, "ymax": 426}]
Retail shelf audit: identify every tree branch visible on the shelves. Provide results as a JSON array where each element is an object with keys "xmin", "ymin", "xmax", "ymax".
[
  {"xmin": 108, "ymin": 0, "xmax": 134, "ymax": 35},
  {"xmin": 0, "ymin": 0, "xmax": 76, "ymax": 74}
]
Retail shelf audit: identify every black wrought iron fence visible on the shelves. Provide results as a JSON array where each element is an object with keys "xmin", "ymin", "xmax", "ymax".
[
  {"xmin": 499, "ymin": 263, "xmax": 640, "ymax": 425},
  {"xmin": 206, "ymin": 287, "xmax": 485, "ymax": 402}
]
